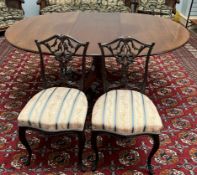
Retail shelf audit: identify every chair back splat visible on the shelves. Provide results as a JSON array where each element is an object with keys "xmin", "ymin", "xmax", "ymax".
[
  {"xmin": 35, "ymin": 35, "xmax": 89, "ymax": 91},
  {"xmin": 99, "ymin": 37, "xmax": 155, "ymax": 93}
]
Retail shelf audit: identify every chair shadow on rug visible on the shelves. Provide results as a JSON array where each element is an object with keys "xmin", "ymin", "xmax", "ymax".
[
  {"xmin": 91, "ymin": 37, "xmax": 163, "ymax": 174},
  {"xmin": 17, "ymin": 35, "xmax": 89, "ymax": 170}
]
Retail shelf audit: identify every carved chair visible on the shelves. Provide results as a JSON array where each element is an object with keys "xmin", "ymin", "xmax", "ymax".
[
  {"xmin": 0, "ymin": 0, "xmax": 24, "ymax": 32},
  {"xmin": 37, "ymin": 0, "xmax": 131, "ymax": 14},
  {"xmin": 130, "ymin": 0, "xmax": 179, "ymax": 16},
  {"xmin": 91, "ymin": 37, "xmax": 163, "ymax": 174},
  {"xmin": 17, "ymin": 35, "xmax": 89, "ymax": 169}
]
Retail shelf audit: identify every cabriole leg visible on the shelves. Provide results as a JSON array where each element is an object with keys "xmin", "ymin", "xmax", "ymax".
[
  {"xmin": 91, "ymin": 131, "xmax": 99, "ymax": 171},
  {"xmin": 18, "ymin": 127, "xmax": 32, "ymax": 165},
  {"xmin": 147, "ymin": 134, "xmax": 160, "ymax": 175},
  {"xmin": 78, "ymin": 132, "xmax": 86, "ymax": 171}
]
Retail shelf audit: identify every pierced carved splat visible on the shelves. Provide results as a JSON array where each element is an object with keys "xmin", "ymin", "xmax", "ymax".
[
  {"xmin": 35, "ymin": 35, "xmax": 89, "ymax": 89},
  {"xmin": 99, "ymin": 37, "xmax": 155, "ymax": 92}
]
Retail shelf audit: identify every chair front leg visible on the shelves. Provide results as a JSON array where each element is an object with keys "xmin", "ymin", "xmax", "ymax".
[
  {"xmin": 18, "ymin": 127, "xmax": 32, "ymax": 165},
  {"xmin": 78, "ymin": 132, "xmax": 86, "ymax": 171},
  {"xmin": 147, "ymin": 134, "xmax": 160, "ymax": 175},
  {"xmin": 91, "ymin": 131, "xmax": 99, "ymax": 171}
]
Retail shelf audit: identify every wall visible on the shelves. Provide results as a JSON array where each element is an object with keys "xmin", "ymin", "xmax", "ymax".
[
  {"xmin": 22, "ymin": 0, "xmax": 39, "ymax": 17},
  {"xmin": 177, "ymin": 0, "xmax": 197, "ymax": 17}
]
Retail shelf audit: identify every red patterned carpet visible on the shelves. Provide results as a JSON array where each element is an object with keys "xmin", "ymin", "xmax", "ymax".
[{"xmin": 0, "ymin": 34, "xmax": 197, "ymax": 175}]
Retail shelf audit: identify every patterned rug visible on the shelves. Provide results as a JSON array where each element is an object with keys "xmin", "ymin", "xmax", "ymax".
[
  {"xmin": 173, "ymin": 31, "xmax": 197, "ymax": 83},
  {"xmin": 0, "ymin": 34, "xmax": 197, "ymax": 175}
]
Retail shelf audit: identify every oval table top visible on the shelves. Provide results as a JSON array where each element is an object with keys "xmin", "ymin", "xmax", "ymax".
[{"xmin": 5, "ymin": 12, "xmax": 190, "ymax": 56}]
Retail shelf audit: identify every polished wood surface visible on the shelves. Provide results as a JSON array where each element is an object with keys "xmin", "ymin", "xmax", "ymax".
[{"xmin": 5, "ymin": 12, "xmax": 190, "ymax": 56}]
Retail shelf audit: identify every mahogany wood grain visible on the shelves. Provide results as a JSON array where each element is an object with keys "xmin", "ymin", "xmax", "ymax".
[{"xmin": 5, "ymin": 12, "xmax": 190, "ymax": 56}]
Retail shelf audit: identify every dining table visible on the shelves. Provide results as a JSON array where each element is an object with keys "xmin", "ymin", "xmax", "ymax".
[{"xmin": 5, "ymin": 12, "xmax": 190, "ymax": 87}]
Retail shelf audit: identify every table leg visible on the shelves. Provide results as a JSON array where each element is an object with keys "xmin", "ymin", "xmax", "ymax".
[{"xmin": 84, "ymin": 56, "xmax": 103, "ymax": 88}]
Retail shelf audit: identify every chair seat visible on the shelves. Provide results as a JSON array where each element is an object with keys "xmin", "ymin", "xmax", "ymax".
[
  {"xmin": 138, "ymin": 4, "xmax": 172, "ymax": 16},
  {"xmin": 40, "ymin": 3, "xmax": 130, "ymax": 14},
  {"xmin": 18, "ymin": 87, "xmax": 88, "ymax": 132},
  {"xmin": 0, "ymin": 7, "xmax": 23, "ymax": 30},
  {"xmin": 92, "ymin": 90, "xmax": 163, "ymax": 135}
]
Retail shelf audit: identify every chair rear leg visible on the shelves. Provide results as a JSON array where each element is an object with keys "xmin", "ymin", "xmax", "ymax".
[
  {"xmin": 147, "ymin": 134, "xmax": 160, "ymax": 175},
  {"xmin": 18, "ymin": 127, "xmax": 32, "ymax": 165},
  {"xmin": 91, "ymin": 131, "xmax": 99, "ymax": 171},
  {"xmin": 78, "ymin": 132, "xmax": 86, "ymax": 171}
]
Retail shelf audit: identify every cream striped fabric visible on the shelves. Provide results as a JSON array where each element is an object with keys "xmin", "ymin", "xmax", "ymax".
[
  {"xmin": 92, "ymin": 90, "xmax": 163, "ymax": 135},
  {"xmin": 18, "ymin": 87, "xmax": 88, "ymax": 132}
]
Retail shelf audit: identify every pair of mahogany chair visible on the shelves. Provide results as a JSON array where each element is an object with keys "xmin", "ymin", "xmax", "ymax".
[{"xmin": 17, "ymin": 35, "xmax": 163, "ymax": 174}]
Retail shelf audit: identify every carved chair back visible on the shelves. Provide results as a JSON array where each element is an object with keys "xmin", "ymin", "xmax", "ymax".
[
  {"xmin": 98, "ymin": 37, "xmax": 154, "ymax": 93},
  {"xmin": 35, "ymin": 35, "xmax": 89, "ymax": 91}
]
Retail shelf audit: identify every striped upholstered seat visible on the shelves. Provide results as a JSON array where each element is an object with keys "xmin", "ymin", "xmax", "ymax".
[
  {"xmin": 18, "ymin": 87, "xmax": 88, "ymax": 132},
  {"xmin": 92, "ymin": 90, "xmax": 163, "ymax": 135}
]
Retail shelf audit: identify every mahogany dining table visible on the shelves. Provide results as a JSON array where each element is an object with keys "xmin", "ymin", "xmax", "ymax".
[
  {"xmin": 5, "ymin": 12, "xmax": 189, "ymax": 55},
  {"xmin": 5, "ymin": 12, "xmax": 190, "ymax": 86}
]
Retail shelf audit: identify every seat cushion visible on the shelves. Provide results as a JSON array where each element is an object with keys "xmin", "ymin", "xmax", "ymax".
[
  {"xmin": 41, "ymin": 2, "xmax": 130, "ymax": 14},
  {"xmin": 46, "ymin": 0, "xmax": 124, "ymax": 6},
  {"xmin": 40, "ymin": 4, "xmax": 96, "ymax": 14},
  {"xmin": 100, "ymin": 0, "xmax": 125, "ymax": 6},
  {"xmin": 46, "ymin": 0, "xmax": 99, "ymax": 5},
  {"xmin": 0, "ymin": 7, "xmax": 24, "ymax": 30},
  {"xmin": 138, "ymin": 5, "xmax": 172, "ymax": 16},
  {"xmin": 92, "ymin": 90, "xmax": 163, "ymax": 135},
  {"xmin": 139, "ymin": 0, "xmax": 165, "ymax": 6},
  {"xmin": 96, "ymin": 4, "xmax": 130, "ymax": 12},
  {"xmin": 138, "ymin": 0, "xmax": 172, "ymax": 16},
  {"xmin": 46, "ymin": 0, "xmax": 73, "ymax": 5},
  {"xmin": 18, "ymin": 87, "xmax": 88, "ymax": 132}
]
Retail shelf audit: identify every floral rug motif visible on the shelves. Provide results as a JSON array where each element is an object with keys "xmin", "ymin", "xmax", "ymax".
[{"xmin": 0, "ymin": 36, "xmax": 197, "ymax": 175}]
